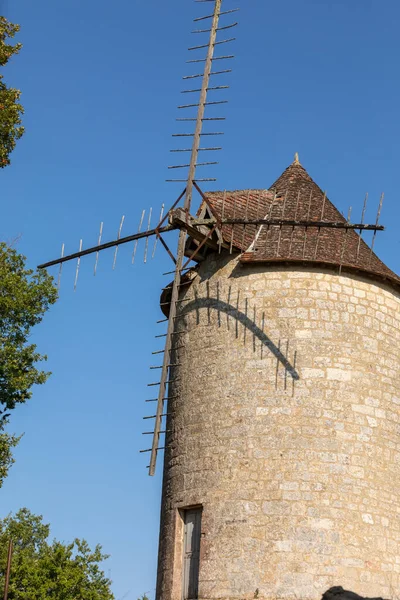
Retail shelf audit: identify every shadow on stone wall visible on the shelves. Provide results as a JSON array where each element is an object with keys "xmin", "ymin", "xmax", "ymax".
[
  {"xmin": 323, "ymin": 587, "xmax": 387, "ymax": 600},
  {"xmin": 181, "ymin": 291, "xmax": 300, "ymax": 382}
]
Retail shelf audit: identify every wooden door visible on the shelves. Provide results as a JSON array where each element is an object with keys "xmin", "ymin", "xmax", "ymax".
[{"xmin": 182, "ymin": 508, "xmax": 202, "ymax": 600}]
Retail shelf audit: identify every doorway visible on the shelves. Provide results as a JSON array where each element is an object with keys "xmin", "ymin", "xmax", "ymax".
[{"xmin": 182, "ymin": 507, "xmax": 202, "ymax": 600}]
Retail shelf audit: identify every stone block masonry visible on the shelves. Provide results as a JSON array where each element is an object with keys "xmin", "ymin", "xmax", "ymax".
[{"xmin": 156, "ymin": 253, "xmax": 400, "ymax": 600}]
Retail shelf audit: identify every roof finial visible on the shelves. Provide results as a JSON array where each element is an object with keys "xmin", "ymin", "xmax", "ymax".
[{"xmin": 294, "ymin": 152, "xmax": 300, "ymax": 165}]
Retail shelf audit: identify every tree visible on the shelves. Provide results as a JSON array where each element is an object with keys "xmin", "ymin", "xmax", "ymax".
[
  {"xmin": 0, "ymin": 243, "xmax": 57, "ymax": 411},
  {"xmin": 0, "ymin": 508, "xmax": 115, "ymax": 599},
  {"xmin": 0, "ymin": 16, "xmax": 24, "ymax": 168},
  {"xmin": 0, "ymin": 429, "xmax": 20, "ymax": 488},
  {"xmin": 0, "ymin": 243, "xmax": 57, "ymax": 486},
  {"xmin": 0, "ymin": 16, "xmax": 55, "ymax": 485}
]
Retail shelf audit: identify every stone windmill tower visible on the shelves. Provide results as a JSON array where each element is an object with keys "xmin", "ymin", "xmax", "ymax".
[{"xmin": 156, "ymin": 156, "xmax": 400, "ymax": 600}]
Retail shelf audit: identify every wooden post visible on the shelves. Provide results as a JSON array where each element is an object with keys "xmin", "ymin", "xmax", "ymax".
[
  {"xmin": 184, "ymin": 0, "xmax": 222, "ymax": 214},
  {"xmin": 3, "ymin": 540, "xmax": 12, "ymax": 600},
  {"xmin": 149, "ymin": 0, "xmax": 223, "ymax": 477}
]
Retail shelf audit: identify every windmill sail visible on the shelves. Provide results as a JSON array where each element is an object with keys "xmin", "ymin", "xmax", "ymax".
[{"xmin": 37, "ymin": 1, "xmax": 388, "ymax": 479}]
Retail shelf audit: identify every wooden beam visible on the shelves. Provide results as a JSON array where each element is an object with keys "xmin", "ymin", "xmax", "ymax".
[{"xmin": 170, "ymin": 208, "xmax": 221, "ymax": 251}]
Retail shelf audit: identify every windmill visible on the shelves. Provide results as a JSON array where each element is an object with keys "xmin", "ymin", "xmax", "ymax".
[{"xmin": 38, "ymin": 0, "xmax": 387, "ymax": 481}]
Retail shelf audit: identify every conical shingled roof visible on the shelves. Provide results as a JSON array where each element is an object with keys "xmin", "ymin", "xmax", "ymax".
[
  {"xmin": 203, "ymin": 159, "xmax": 400, "ymax": 291},
  {"xmin": 200, "ymin": 188, "xmax": 275, "ymax": 251}
]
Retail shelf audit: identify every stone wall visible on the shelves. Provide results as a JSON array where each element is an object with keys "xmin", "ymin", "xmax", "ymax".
[{"xmin": 156, "ymin": 253, "xmax": 400, "ymax": 600}]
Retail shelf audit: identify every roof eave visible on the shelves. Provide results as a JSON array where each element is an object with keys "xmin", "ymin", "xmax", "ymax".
[{"xmin": 239, "ymin": 255, "xmax": 400, "ymax": 294}]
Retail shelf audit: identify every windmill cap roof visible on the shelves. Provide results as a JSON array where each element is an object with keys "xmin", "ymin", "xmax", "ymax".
[{"xmin": 203, "ymin": 159, "xmax": 400, "ymax": 292}]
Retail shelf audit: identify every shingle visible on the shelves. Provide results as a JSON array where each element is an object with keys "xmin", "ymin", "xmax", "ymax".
[{"xmin": 203, "ymin": 160, "xmax": 400, "ymax": 291}]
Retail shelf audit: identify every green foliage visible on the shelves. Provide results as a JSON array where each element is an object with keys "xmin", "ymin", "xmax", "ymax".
[
  {"xmin": 0, "ymin": 243, "xmax": 57, "ymax": 486},
  {"xmin": 0, "ymin": 16, "xmax": 24, "ymax": 168},
  {"xmin": 0, "ymin": 243, "xmax": 57, "ymax": 412},
  {"xmin": 0, "ymin": 424, "xmax": 21, "ymax": 487},
  {"xmin": 0, "ymin": 508, "xmax": 115, "ymax": 599}
]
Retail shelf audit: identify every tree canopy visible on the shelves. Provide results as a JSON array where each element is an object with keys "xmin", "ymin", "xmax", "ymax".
[
  {"xmin": 0, "ymin": 16, "xmax": 56, "ymax": 485},
  {"xmin": 0, "ymin": 243, "xmax": 57, "ymax": 486},
  {"xmin": 0, "ymin": 16, "xmax": 24, "ymax": 167},
  {"xmin": 0, "ymin": 243, "xmax": 57, "ymax": 411},
  {"xmin": 0, "ymin": 508, "xmax": 115, "ymax": 599}
]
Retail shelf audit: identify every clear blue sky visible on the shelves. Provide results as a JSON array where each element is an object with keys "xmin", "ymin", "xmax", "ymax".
[{"xmin": 0, "ymin": 1, "xmax": 399, "ymax": 598}]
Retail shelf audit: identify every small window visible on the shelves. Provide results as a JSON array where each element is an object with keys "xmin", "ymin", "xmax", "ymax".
[{"xmin": 182, "ymin": 507, "xmax": 202, "ymax": 600}]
